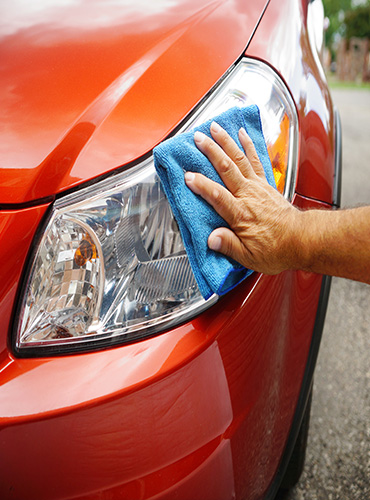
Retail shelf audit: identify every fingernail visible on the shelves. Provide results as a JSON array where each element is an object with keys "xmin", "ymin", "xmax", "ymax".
[
  {"xmin": 209, "ymin": 235, "xmax": 222, "ymax": 251},
  {"xmin": 239, "ymin": 127, "xmax": 247, "ymax": 137},
  {"xmin": 194, "ymin": 131, "xmax": 206, "ymax": 144},
  {"xmin": 211, "ymin": 121, "xmax": 222, "ymax": 133},
  {"xmin": 184, "ymin": 171, "xmax": 195, "ymax": 182}
]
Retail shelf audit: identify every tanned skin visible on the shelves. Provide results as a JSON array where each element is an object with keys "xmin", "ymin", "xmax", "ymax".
[{"xmin": 184, "ymin": 121, "xmax": 370, "ymax": 285}]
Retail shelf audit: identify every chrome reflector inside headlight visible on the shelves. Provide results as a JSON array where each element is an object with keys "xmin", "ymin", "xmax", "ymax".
[{"xmin": 15, "ymin": 57, "xmax": 298, "ymax": 354}]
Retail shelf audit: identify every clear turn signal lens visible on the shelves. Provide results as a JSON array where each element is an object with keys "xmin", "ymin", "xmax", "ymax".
[
  {"xmin": 20, "ymin": 217, "xmax": 103, "ymax": 342},
  {"xmin": 15, "ymin": 57, "xmax": 298, "ymax": 355}
]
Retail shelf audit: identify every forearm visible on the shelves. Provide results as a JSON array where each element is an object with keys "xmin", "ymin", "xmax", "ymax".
[{"xmin": 296, "ymin": 206, "xmax": 370, "ymax": 284}]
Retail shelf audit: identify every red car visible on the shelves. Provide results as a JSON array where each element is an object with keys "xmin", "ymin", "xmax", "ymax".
[{"xmin": 0, "ymin": 0, "xmax": 341, "ymax": 499}]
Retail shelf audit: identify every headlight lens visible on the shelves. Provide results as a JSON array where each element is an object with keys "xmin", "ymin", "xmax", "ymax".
[
  {"xmin": 16, "ymin": 163, "xmax": 206, "ymax": 353},
  {"xmin": 15, "ymin": 58, "xmax": 298, "ymax": 355}
]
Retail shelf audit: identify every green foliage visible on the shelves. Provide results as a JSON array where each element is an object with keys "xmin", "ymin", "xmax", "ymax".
[
  {"xmin": 322, "ymin": 0, "xmax": 352, "ymax": 47},
  {"xmin": 322, "ymin": 0, "xmax": 370, "ymax": 47},
  {"xmin": 344, "ymin": 5, "xmax": 370, "ymax": 39}
]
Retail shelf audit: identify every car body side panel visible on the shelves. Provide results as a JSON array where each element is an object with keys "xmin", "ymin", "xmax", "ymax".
[
  {"xmin": 0, "ymin": 194, "xmax": 328, "ymax": 500},
  {"xmin": 247, "ymin": 0, "xmax": 335, "ymax": 204}
]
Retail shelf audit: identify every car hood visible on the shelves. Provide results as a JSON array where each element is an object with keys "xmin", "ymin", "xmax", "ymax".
[{"xmin": 0, "ymin": 0, "xmax": 268, "ymax": 204}]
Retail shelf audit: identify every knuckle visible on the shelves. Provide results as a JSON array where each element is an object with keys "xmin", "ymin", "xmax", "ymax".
[
  {"xmin": 224, "ymin": 236, "xmax": 233, "ymax": 256},
  {"xmin": 233, "ymin": 149, "xmax": 246, "ymax": 166},
  {"xmin": 212, "ymin": 186, "xmax": 231, "ymax": 213},
  {"xmin": 217, "ymin": 157, "xmax": 233, "ymax": 175},
  {"xmin": 250, "ymin": 152, "xmax": 261, "ymax": 166},
  {"xmin": 212, "ymin": 185, "xmax": 224, "ymax": 204}
]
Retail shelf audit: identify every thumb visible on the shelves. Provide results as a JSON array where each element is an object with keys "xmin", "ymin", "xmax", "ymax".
[{"xmin": 208, "ymin": 227, "xmax": 249, "ymax": 268}]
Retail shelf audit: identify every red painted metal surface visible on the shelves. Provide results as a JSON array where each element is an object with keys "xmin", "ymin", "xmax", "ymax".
[{"xmin": 0, "ymin": 0, "xmax": 268, "ymax": 205}]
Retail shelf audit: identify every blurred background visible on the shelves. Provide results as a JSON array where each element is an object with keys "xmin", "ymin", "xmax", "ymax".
[{"xmin": 322, "ymin": 0, "xmax": 370, "ymax": 84}]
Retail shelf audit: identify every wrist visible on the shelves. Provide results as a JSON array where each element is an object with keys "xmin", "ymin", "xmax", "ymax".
[
  {"xmin": 291, "ymin": 208, "xmax": 331, "ymax": 274},
  {"xmin": 285, "ymin": 208, "xmax": 314, "ymax": 272}
]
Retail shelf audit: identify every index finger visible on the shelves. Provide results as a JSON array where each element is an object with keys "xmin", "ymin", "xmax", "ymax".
[{"xmin": 184, "ymin": 171, "xmax": 239, "ymax": 228}]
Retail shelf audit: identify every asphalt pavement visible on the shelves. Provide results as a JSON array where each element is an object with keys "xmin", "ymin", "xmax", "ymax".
[{"xmin": 281, "ymin": 88, "xmax": 370, "ymax": 499}]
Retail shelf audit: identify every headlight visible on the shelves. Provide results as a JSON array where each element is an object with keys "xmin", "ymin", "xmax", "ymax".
[{"xmin": 14, "ymin": 58, "xmax": 298, "ymax": 355}]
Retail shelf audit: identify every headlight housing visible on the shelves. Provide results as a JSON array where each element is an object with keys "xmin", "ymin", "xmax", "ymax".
[{"xmin": 14, "ymin": 58, "xmax": 298, "ymax": 355}]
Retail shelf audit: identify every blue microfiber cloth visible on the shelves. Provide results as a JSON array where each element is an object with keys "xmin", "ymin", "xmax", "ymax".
[{"xmin": 153, "ymin": 105, "xmax": 276, "ymax": 300}]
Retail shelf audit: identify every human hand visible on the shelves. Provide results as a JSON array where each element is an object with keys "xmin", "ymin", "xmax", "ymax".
[{"xmin": 184, "ymin": 121, "xmax": 301, "ymax": 275}]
